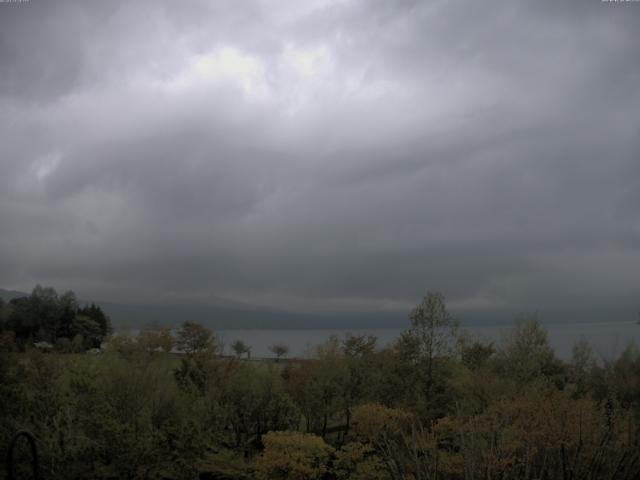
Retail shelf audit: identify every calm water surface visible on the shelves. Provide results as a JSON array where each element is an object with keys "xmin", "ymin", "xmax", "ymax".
[{"xmin": 218, "ymin": 321, "xmax": 640, "ymax": 360}]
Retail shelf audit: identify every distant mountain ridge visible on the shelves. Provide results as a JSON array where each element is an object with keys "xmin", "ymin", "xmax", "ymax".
[
  {"xmin": 0, "ymin": 288, "xmax": 29, "ymax": 302},
  {"xmin": 2, "ymin": 288, "xmax": 637, "ymax": 330},
  {"xmin": 0, "ymin": 287, "xmax": 405, "ymax": 329}
]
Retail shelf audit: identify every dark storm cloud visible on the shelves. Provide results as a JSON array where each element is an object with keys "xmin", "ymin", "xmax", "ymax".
[{"xmin": 1, "ymin": 0, "xmax": 639, "ymax": 317}]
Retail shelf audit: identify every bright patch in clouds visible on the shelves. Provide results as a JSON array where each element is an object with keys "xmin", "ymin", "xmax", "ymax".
[
  {"xmin": 32, "ymin": 152, "xmax": 62, "ymax": 182},
  {"xmin": 166, "ymin": 46, "xmax": 269, "ymax": 99},
  {"xmin": 153, "ymin": 42, "xmax": 345, "ymax": 113},
  {"xmin": 281, "ymin": 43, "xmax": 334, "ymax": 78}
]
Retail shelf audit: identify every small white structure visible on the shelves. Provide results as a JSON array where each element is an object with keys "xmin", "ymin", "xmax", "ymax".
[{"xmin": 33, "ymin": 341, "xmax": 53, "ymax": 351}]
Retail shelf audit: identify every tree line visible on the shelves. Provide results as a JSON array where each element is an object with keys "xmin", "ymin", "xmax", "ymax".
[
  {"xmin": 0, "ymin": 285, "xmax": 112, "ymax": 352},
  {"xmin": 1, "ymin": 290, "xmax": 639, "ymax": 479}
]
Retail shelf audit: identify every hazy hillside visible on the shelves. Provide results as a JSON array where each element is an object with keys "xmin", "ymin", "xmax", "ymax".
[
  {"xmin": 0, "ymin": 288, "xmax": 28, "ymax": 302},
  {"xmin": 0, "ymin": 287, "xmax": 400, "ymax": 329},
  {"xmin": 3, "ymin": 287, "xmax": 637, "ymax": 330}
]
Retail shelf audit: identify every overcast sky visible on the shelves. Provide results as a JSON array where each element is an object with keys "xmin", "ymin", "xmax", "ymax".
[{"xmin": 1, "ymin": 0, "xmax": 639, "ymax": 317}]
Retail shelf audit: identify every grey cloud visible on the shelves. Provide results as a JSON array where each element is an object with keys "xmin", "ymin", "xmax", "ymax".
[{"xmin": 0, "ymin": 0, "xmax": 639, "ymax": 321}]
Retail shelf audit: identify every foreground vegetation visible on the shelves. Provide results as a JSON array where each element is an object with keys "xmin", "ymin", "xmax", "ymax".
[{"xmin": 1, "ymin": 290, "xmax": 640, "ymax": 479}]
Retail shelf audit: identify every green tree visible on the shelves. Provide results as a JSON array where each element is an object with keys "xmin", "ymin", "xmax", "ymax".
[
  {"xmin": 496, "ymin": 316, "xmax": 563, "ymax": 384},
  {"xmin": 270, "ymin": 342, "xmax": 290, "ymax": 361},
  {"xmin": 30, "ymin": 285, "xmax": 61, "ymax": 341},
  {"xmin": 286, "ymin": 337, "xmax": 350, "ymax": 437},
  {"xmin": 231, "ymin": 339, "xmax": 251, "ymax": 358},
  {"xmin": 0, "ymin": 298, "xmax": 9, "ymax": 332},
  {"xmin": 460, "ymin": 339, "xmax": 495, "ymax": 371},
  {"xmin": 406, "ymin": 292, "xmax": 458, "ymax": 406},
  {"xmin": 70, "ymin": 315, "xmax": 102, "ymax": 349},
  {"xmin": 342, "ymin": 334, "xmax": 377, "ymax": 357},
  {"xmin": 77, "ymin": 303, "xmax": 112, "ymax": 337},
  {"xmin": 176, "ymin": 321, "xmax": 216, "ymax": 354},
  {"xmin": 219, "ymin": 363, "xmax": 299, "ymax": 451},
  {"xmin": 4, "ymin": 286, "xmax": 111, "ymax": 350}
]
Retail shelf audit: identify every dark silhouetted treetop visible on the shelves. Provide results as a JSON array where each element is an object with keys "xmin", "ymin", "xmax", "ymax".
[{"xmin": 176, "ymin": 320, "xmax": 216, "ymax": 354}]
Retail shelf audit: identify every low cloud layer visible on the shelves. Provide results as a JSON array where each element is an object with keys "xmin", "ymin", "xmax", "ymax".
[{"xmin": 1, "ymin": 0, "xmax": 639, "ymax": 317}]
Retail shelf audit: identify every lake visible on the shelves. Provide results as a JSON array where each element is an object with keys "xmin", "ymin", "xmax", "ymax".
[{"xmin": 217, "ymin": 321, "xmax": 640, "ymax": 360}]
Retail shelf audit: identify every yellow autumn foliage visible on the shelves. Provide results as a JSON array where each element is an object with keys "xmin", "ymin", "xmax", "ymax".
[{"xmin": 254, "ymin": 431, "xmax": 334, "ymax": 480}]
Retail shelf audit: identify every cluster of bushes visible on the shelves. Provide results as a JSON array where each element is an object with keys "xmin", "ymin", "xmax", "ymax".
[
  {"xmin": 0, "ymin": 286, "xmax": 112, "ymax": 352},
  {"xmin": 1, "ymin": 292, "xmax": 640, "ymax": 479}
]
